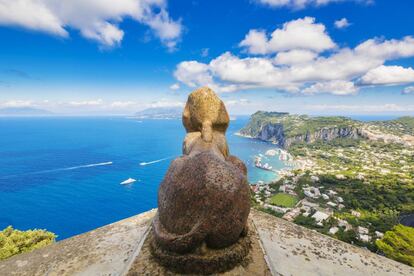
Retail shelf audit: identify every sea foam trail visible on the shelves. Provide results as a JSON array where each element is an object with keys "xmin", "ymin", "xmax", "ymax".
[
  {"xmin": 139, "ymin": 157, "xmax": 174, "ymax": 166},
  {"xmin": 0, "ymin": 162, "xmax": 113, "ymax": 179}
]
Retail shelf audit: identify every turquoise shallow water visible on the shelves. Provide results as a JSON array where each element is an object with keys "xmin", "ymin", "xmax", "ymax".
[{"xmin": 0, "ymin": 117, "xmax": 289, "ymax": 239}]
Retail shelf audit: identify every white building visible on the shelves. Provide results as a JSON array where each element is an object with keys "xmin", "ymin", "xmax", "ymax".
[
  {"xmin": 338, "ymin": 219, "xmax": 353, "ymax": 231},
  {"xmin": 352, "ymin": 210, "xmax": 361, "ymax": 217},
  {"xmin": 328, "ymin": 190, "xmax": 338, "ymax": 196},
  {"xmin": 375, "ymin": 231, "xmax": 384, "ymax": 238},
  {"xmin": 329, "ymin": 227, "xmax": 339, "ymax": 235},
  {"xmin": 303, "ymin": 187, "xmax": 321, "ymax": 199},
  {"xmin": 312, "ymin": 211, "xmax": 330, "ymax": 223},
  {"xmin": 335, "ymin": 174, "xmax": 346, "ymax": 180},
  {"xmin": 311, "ymin": 175, "xmax": 320, "ymax": 182},
  {"xmin": 263, "ymin": 204, "xmax": 290, "ymax": 214},
  {"xmin": 359, "ymin": 234, "xmax": 371, "ymax": 243},
  {"xmin": 358, "ymin": 226, "xmax": 369, "ymax": 235},
  {"xmin": 327, "ymin": 202, "xmax": 337, "ymax": 208},
  {"xmin": 322, "ymin": 194, "xmax": 330, "ymax": 200}
]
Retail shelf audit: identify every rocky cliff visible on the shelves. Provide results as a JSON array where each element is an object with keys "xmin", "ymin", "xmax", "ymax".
[{"xmin": 239, "ymin": 111, "xmax": 364, "ymax": 148}]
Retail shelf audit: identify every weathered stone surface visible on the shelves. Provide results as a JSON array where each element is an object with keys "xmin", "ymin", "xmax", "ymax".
[
  {"xmin": 251, "ymin": 209, "xmax": 414, "ymax": 276},
  {"xmin": 0, "ymin": 209, "xmax": 156, "ymax": 276},
  {"xmin": 2, "ymin": 209, "xmax": 413, "ymax": 275}
]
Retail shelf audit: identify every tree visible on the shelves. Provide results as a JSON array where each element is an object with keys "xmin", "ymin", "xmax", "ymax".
[
  {"xmin": 376, "ymin": 224, "xmax": 414, "ymax": 267},
  {"xmin": 0, "ymin": 226, "xmax": 56, "ymax": 260},
  {"xmin": 294, "ymin": 215, "xmax": 317, "ymax": 228}
]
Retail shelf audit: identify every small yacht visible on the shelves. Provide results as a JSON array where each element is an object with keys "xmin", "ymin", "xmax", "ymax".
[{"xmin": 120, "ymin": 178, "xmax": 137, "ymax": 185}]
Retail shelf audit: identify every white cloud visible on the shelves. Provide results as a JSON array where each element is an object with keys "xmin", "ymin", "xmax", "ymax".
[
  {"xmin": 169, "ymin": 83, "xmax": 180, "ymax": 90},
  {"xmin": 355, "ymin": 36, "xmax": 414, "ymax": 60},
  {"xmin": 0, "ymin": 0, "xmax": 182, "ymax": 49},
  {"xmin": 110, "ymin": 101, "xmax": 137, "ymax": 108},
  {"xmin": 0, "ymin": 100, "xmax": 34, "ymax": 108},
  {"xmin": 148, "ymin": 99, "xmax": 184, "ymax": 108},
  {"xmin": 240, "ymin": 17, "xmax": 335, "ymax": 54},
  {"xmin": 225, "ymin": 98, "xmax": 251, "ymax": 106},
  {"xmin": 402, "ymin": 86, "xmax": 414, "ymax": 95},
  {"xmin": 68, "ymin": 99, "xmax": 104, "ymax": 107},
  {"xmin": 174, "ymin": 17, "xmax": 414, "ymax": 96},
  {"xmin": 360, "ymin": 65, "xmax": 414, "ymax": 85},
  {"xmin": 306, "ymin": 103, "xmax": 414, "ymax": 113},
  {"xmin": 303, "ymin": 80, "xmax": 358, "ymax": 95},
  {"xmin": 334, "ymin": 18, "xmax": 351, "ymax": 29},
  {"xmin": 255, "ymin": 0, "xmax": 372, "ymax": 9},
  {"xmin": 174, "ymin": 61, "xmax": 213, "ymax": 88},
  {"xmin": 274, "ymin": 50, "xmax": 317, "ymax": 65}
]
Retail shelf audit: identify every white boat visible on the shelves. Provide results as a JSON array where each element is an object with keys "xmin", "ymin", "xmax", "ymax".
[{"xmin": 120, "ymin": 178, "xmax": 137, "ymax": 185}]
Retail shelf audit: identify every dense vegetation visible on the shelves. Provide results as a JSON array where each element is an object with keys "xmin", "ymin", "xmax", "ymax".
[
  {"xmin": 0, "ymin": 226, "xmax": 56, "ymax": 260},
  {"xmin": 372, "ymin": 116, "xmax": 414, "ymax": 136},
  {"xmin": 376, "ymin": 224, "xmax": 414, "ymax": 266}
]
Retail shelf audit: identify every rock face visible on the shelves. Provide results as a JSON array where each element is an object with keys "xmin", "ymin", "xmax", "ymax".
[
  {"xmin": 283, "ymin": 126, "xmax": 363, "ymax": 148},
  {"xmin": 245, "ymin": 123, "xmax": 362, "ymax": 148},
  {"xmin": 151, "ymin": 87, "xmax": 251, "ymax": 273},
  {"xmin": 239, "ymin": 111, "xmax": 364, "ymax": 148}
]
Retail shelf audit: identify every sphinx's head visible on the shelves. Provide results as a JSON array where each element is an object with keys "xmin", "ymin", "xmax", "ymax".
[{"xmin": 182, "ymin": 87, "xmax": 229, "ymax": 143}]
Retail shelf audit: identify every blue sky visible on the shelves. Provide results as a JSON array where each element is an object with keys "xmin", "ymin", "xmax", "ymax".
[{"xmin": 0, "ymin": 0, "xmax": 413, "ymax": 115}]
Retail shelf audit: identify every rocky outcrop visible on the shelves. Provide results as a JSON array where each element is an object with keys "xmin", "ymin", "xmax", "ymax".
[
  {"xmin": 257, "ymin": 123, "xmax": 285, "ymax": 144},
  {"xmin": 241, "ymin": 123, "xmax": 363, "ymax": 148},
  {"xmin": 239, "ymin": 111, "xmax": 365, "ymax": 148},
  {"xmin": 283, "ymin": 126, "xmax": 364, "ymax": 148}
]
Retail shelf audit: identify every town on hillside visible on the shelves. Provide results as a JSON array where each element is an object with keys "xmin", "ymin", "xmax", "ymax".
[{"xmin": 245, "ymin": 113, "xmax": 414, "ymax": 262}]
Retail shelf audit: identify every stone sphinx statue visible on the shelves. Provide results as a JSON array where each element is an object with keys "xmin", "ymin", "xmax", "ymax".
[{"xmin": 151, "ymin": 87, "xmax": 251, "ymax": 274}]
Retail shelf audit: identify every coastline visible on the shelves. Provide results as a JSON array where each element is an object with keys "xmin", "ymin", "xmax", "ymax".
[{"xmin": 234, "ymin": 132, "xmax": 310, "ymax": 184}]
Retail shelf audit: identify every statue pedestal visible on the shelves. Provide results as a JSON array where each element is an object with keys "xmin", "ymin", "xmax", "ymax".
[{"xmin": 127, "ymin": 219, "xmax": 271, "ymax": 275}]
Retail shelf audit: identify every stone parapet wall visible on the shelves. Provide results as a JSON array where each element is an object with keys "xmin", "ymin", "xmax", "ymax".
[{"xmin": 1, "ymin": 209, "xmax": 413, "ymax": 276}]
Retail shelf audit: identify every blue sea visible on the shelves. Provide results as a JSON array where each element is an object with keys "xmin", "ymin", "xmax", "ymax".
[{"xmin": 0, "ymin": 117, "xmax": 289, "ymax": 240}]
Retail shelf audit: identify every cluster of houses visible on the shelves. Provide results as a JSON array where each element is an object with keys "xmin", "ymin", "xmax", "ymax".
[{"xmin": 251, "ymin": 173, "xmax": 383, "ymax": 244}]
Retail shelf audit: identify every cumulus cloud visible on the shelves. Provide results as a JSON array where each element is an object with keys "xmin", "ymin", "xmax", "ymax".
[
  {"xmin": 174, "ymin": 17, "xmax": 414, "ymax": 95},
  {"xmin": 334, "ymin": 18, "xmax": 351, "ymax": 29},
  {"xmin": 274, "ymin": 50, "xmax": 317, "ymax": 65},
  {"xmin": 240, "ymin": 17, "xmax": 335, "ymax": 54},
  {"xmin": 169, "ymin": 83, "xmax": 180, "ymax": 90},
  {"xmin": 303, "ymin": 80, "xmax": 357, "ymax": 95},
  {"xmin": 0, "ymin": 0, "xmax": 182, "ymax": 49},
  {"xmin": 402, "ymin": 86, "xmax": 414, "ymax": 95},
  {"xmin": 174, "ymin": 61, "xmax": 214, "ymax": 88},
  {"xmin": 255, "ymin": 0, "xmax": 372, "ymax": 9},
  {"xmin": 360, "ymin": 65, "xmax": 414, "ymax": 85}
]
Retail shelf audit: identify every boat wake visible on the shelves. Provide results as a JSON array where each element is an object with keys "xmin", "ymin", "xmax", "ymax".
[
  {"xmin": 0, "ymin": 162, "xmax": 113, "ymax": 179},
  {"xmin": 139, "ymin": 156, "xmax": 173, "ymax": 166},
  {"xmin": 50, "ymin": 162, "xmax": 113, "ymax": 172}
]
